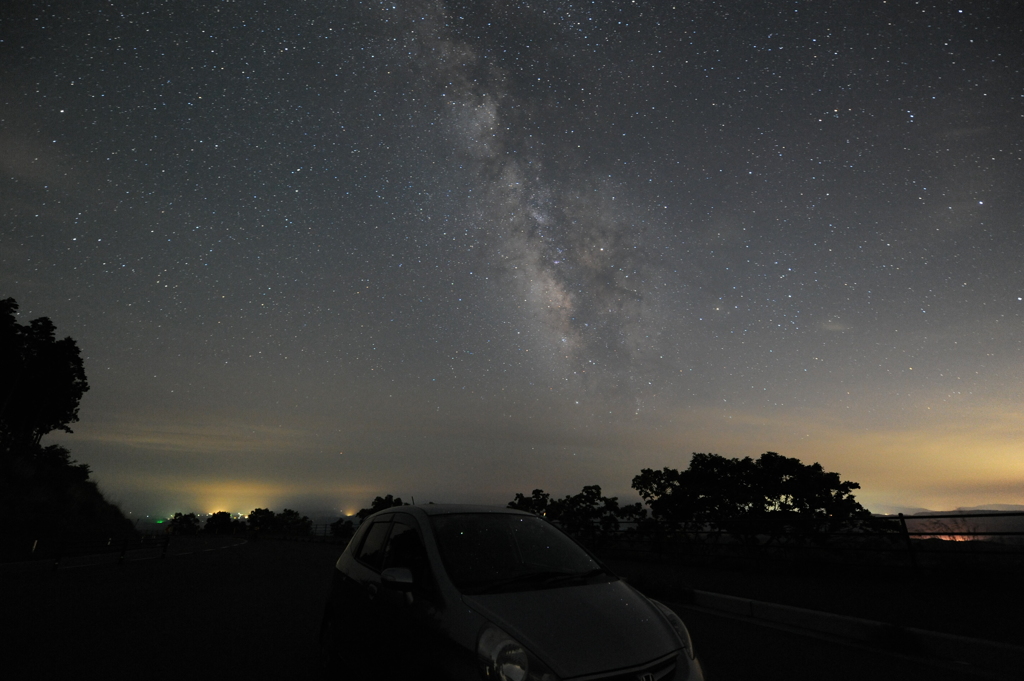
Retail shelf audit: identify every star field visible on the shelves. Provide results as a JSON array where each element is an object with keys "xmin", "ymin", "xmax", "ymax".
[{"xmin": 2, "ymin": 1, "xmax": 1022, "ymax": 515}]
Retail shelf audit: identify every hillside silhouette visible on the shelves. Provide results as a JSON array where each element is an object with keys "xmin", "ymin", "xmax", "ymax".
[{"xmin": 0, "ymin": 297, "xmax": 132, "ymax": 546}]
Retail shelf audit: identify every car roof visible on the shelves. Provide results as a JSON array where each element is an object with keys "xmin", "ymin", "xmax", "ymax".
[{"xmin": 369, "ymin": 504, "xmax": 534, "ymax": 519}]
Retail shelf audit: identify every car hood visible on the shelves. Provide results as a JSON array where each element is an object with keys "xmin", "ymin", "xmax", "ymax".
[{"xmin": 462, "ymin": 580, "xmax": 680, "ymax": 679}]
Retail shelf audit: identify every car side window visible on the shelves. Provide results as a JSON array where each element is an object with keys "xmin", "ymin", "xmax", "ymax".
[
  {"xmin": 355, "ymin": 518, "xmax": 392, "ymax": 571},
  {"xmin": 382, "ymin": 518, "xmax": 426, "ymax": 573},
  {"xmin": 382, "ymin": 516, "xmax": 439, "ymax": 600}
]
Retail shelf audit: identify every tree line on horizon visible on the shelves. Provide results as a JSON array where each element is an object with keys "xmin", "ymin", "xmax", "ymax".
[
  {"xmin": 165, "ymin": 495, "xmax": 413, "ymax": 538},
  {"xmin": 508, "ymin": 451, "xmax": 886, "ymax": 544},
  {"xmin": 235, "ymin": 454, "xmax": 882, "ymax": 547},
  {"xmin": 168, "ymin": 454, "xmax": 881, "ymax": 545},
  {"xmin": 167, "ymin": 508, "xmax": 316, "ymax": 536}
]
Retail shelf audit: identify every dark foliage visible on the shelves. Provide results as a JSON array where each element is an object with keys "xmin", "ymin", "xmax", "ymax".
[
  {"xmin": 239, "ymin": 507, "xmax": 312, "ymax": 535},
  {"xmin": 275, "ymin": 508, "xmax": 313, "ymax": 536},
  {"xmin": 508, "ymin": 454, "xmax": 885, "ymax": 548},
  {"xmin": 203, "ymin": 511, "xmax": 244, "ymax": 534},
  {"xmin": 246, "ymin": 507, "xmax": 276, "ymax": 532},
  {"xmin": 356, "ymin": 494, "xmax": 406, "ymax": 520},
  {"xmin": 632, "ymin": 452, "xmax": 878, "ymax": 542},
  {"xmin": 168, "ymin": 512, "xmax": 200, "ymax": 535},
  {"xmin": 0, "ymin": 298, "xmax": 89, "ymax": 453},
  {"xmin": 507, "ymin": 488, "xmax": 551, "ymax": 516},
  {"xmin": 330, "ymin": 517, "xmax": 355, "ymax": 542},
  {"xmin": 0, "ymin": 443, "xmax": 135, "ymax": 541},
  {"xmin": 508, "ymin": 485, "xmax": 646, "ymax": 542},
  {"xmin": 0, "ymin": 298, "xmax": 131, "ymax": 541}
]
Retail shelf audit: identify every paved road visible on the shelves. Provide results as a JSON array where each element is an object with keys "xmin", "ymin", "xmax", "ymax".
[
  {"xmin": 671, "ymin": 604, "xmax": 1001, "ymax": 681},
  {"xmin": 5, "ymin": 538, "xmax": 1011, "ymax": 680}
]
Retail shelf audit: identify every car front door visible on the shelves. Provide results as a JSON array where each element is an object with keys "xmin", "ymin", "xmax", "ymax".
[
  {"xmin": 372, "ymin": 514, "xmax": 447, "ymax": 676},
  {"xmin": 340, "ymin": 515, "xmax": 394, "ymax": 671}
]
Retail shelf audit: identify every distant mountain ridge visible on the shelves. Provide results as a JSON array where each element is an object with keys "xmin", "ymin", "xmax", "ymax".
[
  {"xmin": 914, "ymin": 504, "xmax": 1024, "ymax": 515},
  {"xmin": 943, "ymin": 504, "xmax": 1024, "ymax": 512},
  {"xmin": 869, "ymin": 505, "xmax": 1024, "ymax": 543},
  {"xmin": 872, "ymin": 503, "xmax": 1024, "ymax": 516}
]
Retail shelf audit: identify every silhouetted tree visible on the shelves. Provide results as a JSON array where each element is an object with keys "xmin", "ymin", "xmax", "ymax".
[
  {"xmin": 508, "ymin": 489, "xmax": 551, "ymax": 516},
  {"xmin": 0, "ymin": 299, "xmax": 131, "ymax": 543},
  {"xmin": 203, "ymin": 511, "xmax": 243, "ymax": 534},
  {"xmin": 632, "ymin": 454, "xmax": 753, "ymax": 537},
  {"xmin": 30, "ymin": 443, "xmax": 92, "ymax": 484},
  {"xmin": 356, "ymin": 494, "xmax": 405, "ymax": 520},
  {"xmin": 509, "ymin": 485, "xmax": 646, "ymax": 542},
  {"xmin": 330, "ymin": 517, "xmax": 355, "ymax": 542},
  {"xmin": 553, "ymin": 485, "xmax": 622, "ymax": 541},
  {"xmin": 275, "ymin": 508, "xmax": 312, "ymax": 536},
  {"xmin": 246, "ymin": 507, "xmax": 275, "ymax": 533},
  {"xmin": 168, "ymin": 512, "xmax": 200, "ymax": 535},
  {"xmin": 0, "ymin": 298, "xmax": 89, "ymax": 453},
  {"xmin": 632, "ymin": 452, "xmax": 874, "ymax": 542}
]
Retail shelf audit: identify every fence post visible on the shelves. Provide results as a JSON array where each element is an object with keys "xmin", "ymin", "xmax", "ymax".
[{"xmin": 898, "ymin": 513, "xmax": 917, "ymax": 568}]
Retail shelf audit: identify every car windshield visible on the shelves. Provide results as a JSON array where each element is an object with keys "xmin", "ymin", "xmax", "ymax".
[{"xmin": 430, "ymin": 513, "xmax": 610, "ymax": 594}]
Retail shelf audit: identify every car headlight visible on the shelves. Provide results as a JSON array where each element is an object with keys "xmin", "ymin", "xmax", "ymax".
[
  {"xmin": 651, "ymin": 600, "xmax": 696, "ymax": 660},
  {"xmin": 477, "ymin": 624, "xmax": 558, "ymax": 681}
]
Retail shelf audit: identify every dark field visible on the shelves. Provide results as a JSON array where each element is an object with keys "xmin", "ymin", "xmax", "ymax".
[{"xmin": 4, "ymin": 538, "xmax": 1020, "ymax": 680}]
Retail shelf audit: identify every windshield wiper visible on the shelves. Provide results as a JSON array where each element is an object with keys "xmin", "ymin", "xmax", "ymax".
[
  {"xmin": 471, "ymin": 570, "xmax": 573, "ymax": 594},
  {"xmin": 539, "ymin": 567, "xmax": 613, "ymax": 587}
]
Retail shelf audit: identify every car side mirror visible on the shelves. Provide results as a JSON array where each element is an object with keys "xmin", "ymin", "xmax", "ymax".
[{"xmin": 381, "ymin": 567, "xmax": 414, "ymax": 590}]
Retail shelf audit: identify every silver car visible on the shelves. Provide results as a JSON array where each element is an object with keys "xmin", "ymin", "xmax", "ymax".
[{"xmin": 320, "ymin": 504, "xmax": 705, "ymax": 680}]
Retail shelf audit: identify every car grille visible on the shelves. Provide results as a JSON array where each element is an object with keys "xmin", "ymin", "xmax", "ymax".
[{"xmin": 568, "ymin": 651, "xmax": 681, "ymax": 681}]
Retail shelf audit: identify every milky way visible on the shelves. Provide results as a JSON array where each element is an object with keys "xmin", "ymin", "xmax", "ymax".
[{"xmin": 2, "ymin": 1, "xmax": 1021, "ymax": 515}]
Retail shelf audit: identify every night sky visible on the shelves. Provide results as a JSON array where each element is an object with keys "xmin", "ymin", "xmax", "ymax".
[{"xmin": 2, "ymin": 1, "xmax": 1022, "ymax": 518}]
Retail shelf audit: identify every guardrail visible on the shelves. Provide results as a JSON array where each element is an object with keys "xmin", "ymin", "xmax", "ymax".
[
  {"xmin": 1, "ymin": 533, "xmax": 171, "ymax": 568},
  {"xmin": 890, "ymin": 511, "xmax": 1024, "ymax": 567},
  {"xmin": 570, "ymin": 511, "xmax": 1024, "ymax": 570},
  {"xmin": 0, "ymin": 534, "xmax": 255, "ymax": 573},
  {"xmin": 1, "ymin": 523, "xmax": 349, "ymax": 567},
  {"xmin": 246, "ymin": 524, "xmax": 350, "ymax": 542}
]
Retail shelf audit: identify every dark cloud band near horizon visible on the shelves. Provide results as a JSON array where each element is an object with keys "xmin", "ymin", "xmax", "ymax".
[{"xmin": 2, "ymin": 1, "xmax": 1022, "ymax": 517}]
